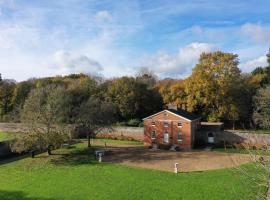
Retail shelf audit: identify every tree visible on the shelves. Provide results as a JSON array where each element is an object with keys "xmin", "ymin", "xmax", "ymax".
[
  {"xmin": 77, "ymin": 97, "xmax": 116, "ymax": 147},
  {"xmin": 136, "ymin": 67, "xmax": 157, "ymax": 89},
  {"xmin": 267, "ymin": 48, "xmax": 270, "ymax": 67},
  {"xmin": 185, "ymin": 51, "xmax": 241, "ymax": 121},
  {"xmin": 106, "ymin": 77, "xmax": 140, "ymax": 119},
  {"xmin": 253, "ymin": 85, "xmax": 270, "ymax": 129},
  {"xmin": 156, "ymin": 79, "xmax": 187, "ymax": 108},
  {"xmin": 0, "ymin": 79, "xmax": 16, "ymax": 121},
  {"xmin": 11, "ymin": 85, "xmax": 70, "ymax": 155},
  {"xmin": 106, "ymin": 76, "xmax": 163, "ymax": 120}
]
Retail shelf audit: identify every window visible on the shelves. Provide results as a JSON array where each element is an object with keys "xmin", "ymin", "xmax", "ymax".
[
  {"xmin": 177, "ymin": 122, "xmax": 182, "ymax": 128},
  {"xmin": 151, "ymin": 131, "xmax": 156, "ymax": 139},
  {"xmin": 151, "ymin": 121, "xmax": 155, "ymax": 126},
  {"xmin": 164, "ymin": 133, "xmax": 169, "ymax": 143},
  {"xmin": 164, "ymin": 122, "xmax": 169, "ymax": 127},
  {"xmin": 177, "ymin": 132, "xmax": 182, "ymax": 141}
]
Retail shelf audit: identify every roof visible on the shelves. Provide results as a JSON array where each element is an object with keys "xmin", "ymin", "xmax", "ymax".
[
  {"xmin": 167, "ymin": 109, "xmax": 201, "ymax": 121},
  {"xmin": 143, "ymin": 108, "xmax": 201, "ymax": 121}
]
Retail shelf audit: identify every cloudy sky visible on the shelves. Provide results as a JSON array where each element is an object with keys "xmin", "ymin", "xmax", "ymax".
[{"xmin": 0, "ymin": 0, "xmax": 270, "ymax": 81}]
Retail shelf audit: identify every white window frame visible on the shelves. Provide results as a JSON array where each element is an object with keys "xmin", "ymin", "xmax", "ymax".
[
  {"xmin": 151, "ymin": 121, "xmax": 155, "ymax": 126},
  {"xmin": 163, "ymin": 133, "xmax": 169, "ymax": 143},
  {"xmin": 163, "ymin": 122, "xmax": 169, "ymax": 127}
]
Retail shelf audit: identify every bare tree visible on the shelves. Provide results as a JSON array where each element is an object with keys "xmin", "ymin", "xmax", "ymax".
[{"xmin": 77, "ymin": 97, "xmax": 116, "ymax": 147}]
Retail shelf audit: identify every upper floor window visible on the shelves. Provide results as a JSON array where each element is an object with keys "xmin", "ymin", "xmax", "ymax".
[
  {"xmin": 163, "ymin": 122, "xmax": 169, "ymax": 127},
  {"xmin": 151, "ymin": 121, "xmax": 155, "ymax": 126},
  {"xmin": 177, "ymin": 122, "xmax": 182, "ymax": 128},
  {"xmin": 151, "ymin": 131, "xmax": 156, "ymax": 139}
]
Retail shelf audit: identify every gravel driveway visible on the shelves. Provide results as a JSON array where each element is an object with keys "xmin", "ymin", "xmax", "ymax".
[{"xmin": 99, "ymin": 144, "xmax": 251, "ymax": 172}]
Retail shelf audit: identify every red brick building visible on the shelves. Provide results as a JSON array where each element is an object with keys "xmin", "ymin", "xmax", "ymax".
[{"xmin": 143, "ymin": 109, "xmax": 201, "ymax": 150}]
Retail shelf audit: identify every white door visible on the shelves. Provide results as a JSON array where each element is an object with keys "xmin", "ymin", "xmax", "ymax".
[
  {"xmin": 207, "ymin": 132, "xmax": 214, "ymax": 144},
  {"xmin": 164, "ymin": 133, "xmax": 169, "ymax": 143}
]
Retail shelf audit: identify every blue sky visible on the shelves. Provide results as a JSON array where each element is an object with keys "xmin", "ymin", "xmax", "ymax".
[{"xmin": 0, "ymin": 0, "xmax": 270, "ymax": 81}]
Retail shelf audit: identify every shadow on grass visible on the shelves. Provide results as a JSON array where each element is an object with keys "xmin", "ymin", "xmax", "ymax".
[
  {"xmin": 0, "ymin": 154, "xmax": 28, "ymax": 165},
  {"xmin": 0, "ymin": 190, "xmax": 56, "ymax": 200},
  {"xmin": 50, "ymin": 146, "xmax": 100, "ymax": 166}
]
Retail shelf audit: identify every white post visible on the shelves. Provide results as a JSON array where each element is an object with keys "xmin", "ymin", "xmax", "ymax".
[
  {"xmin": 174, "ymin": 163, "xmax": 179, "ymax": 173},
  {"xmin": 98, "ymin": 153, "xmax": 102, "ymax": 163}
]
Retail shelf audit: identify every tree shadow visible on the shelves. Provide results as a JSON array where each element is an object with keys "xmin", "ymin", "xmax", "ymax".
[
  {"xmin": 0, "ymin": 190, "xmax": 56, "ymax": 200},
  {"xmin": 103, "ymin": 146, "xmax": 179, "ymax": 163},
  {"xmin": 50, "ymin": 146, "xmax": 100, "ymax": 166}
]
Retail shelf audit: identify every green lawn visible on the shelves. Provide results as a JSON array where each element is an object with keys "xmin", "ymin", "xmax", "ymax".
[
  {"xmin": 0, "ymin": 142, "xmax": 267, "ymax": 200},
  {"xmin": 93, "ymin": 138, "xmax": 143, "ymax": 145},
  {"xmin": 0, "ymin": 132, "xmax": 14, "ymax": 142},
  {"xmin": 212, "ymin": 147, "xmax": 270, "ymax": 156}
]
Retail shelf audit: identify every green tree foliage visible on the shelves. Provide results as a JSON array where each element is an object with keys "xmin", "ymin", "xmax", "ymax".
[
  {"xmin": 250, "ymin": 48, "xmax": 270, "ymax": 86},
  {"xmin": 61, "ymin": 76, "xmax": 98, "ymax": 123},
  {"xmin": 253, "ymin": 85, "xmax": 270, "ymax": 129},
  {"xmin": 11, "ymin": 85, "xmax": 70, "ymax": 154},
  {"xmin": 77, "ymin": 97, "xmax": 117, "ymax": 147},
  {"xmin": 0, "ymin": 79, "xmax": 16, "ymax": 121},
  {"xmin": 106, "ymin": 76, "xmax": 163, "ymax": 120},
  {"xmin": 185, "ymin": 51, "xmax": 241, "ymax": 121}
]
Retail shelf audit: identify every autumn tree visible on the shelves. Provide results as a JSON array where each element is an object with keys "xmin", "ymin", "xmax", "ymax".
[
  {"xmin": 77, "ymin": 97, "xmax": 117, "ymax": 147},
  {"xmin": 156, "ymin": 79, "xmax": 187, "ymax": 108},
  {"xmin": 185, "ymin": 51, "xmax": 241, "ymax": 122}
]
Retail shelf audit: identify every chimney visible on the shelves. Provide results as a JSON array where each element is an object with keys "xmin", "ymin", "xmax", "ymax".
[{"xmin": 167, "ymin": 104, "xmax": 177, "ymax": 110}]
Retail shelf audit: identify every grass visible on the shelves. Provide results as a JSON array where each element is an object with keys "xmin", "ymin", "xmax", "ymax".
[
  {"xmin": 0, "ymin": 132, "xmax": 15, "ymax": 142},
  {"xmin": 212, "ymin": 147, "xmax": 270, "ymax": 156},
  {"xmin": 0, "ymin": 142, "xmax": 267, "ymax": 200},
  {"xmin": 92, "ymin": 138, "xmax": 143, "ymax": 145},
  {"xmin": 229, "ymin": 129, "xmax": 270, "ymax": 134}
]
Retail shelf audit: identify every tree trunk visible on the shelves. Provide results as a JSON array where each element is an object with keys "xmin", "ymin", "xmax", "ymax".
[
  {"xmin": 87, "ymin": 132, "xmax": 91, "ymax": 147},
  {"xmin": 266, "ymin": 178, "xmax": 270, "ymax": 200}
]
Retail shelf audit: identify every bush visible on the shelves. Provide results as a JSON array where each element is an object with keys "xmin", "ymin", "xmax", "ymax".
[{"xmin": 127, "ymin": 119, "xmax": 141, "ymax": 127}]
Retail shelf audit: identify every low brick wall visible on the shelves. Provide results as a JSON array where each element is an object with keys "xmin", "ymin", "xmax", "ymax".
[
  {"xmin": 222, "ymin": 131, "xmax": 270, "ymax": 145},
  {"xmin": 0, "ymin": 123, "xmax": 27, "ymax": 133},
  {"xmin": 98, "ymin": 127, "xmax": 144, "ymax": 141}
]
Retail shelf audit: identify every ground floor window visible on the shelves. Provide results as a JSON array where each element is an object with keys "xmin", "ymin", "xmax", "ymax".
[
  {"xmin": 151, "ymin": 131, "xmax": 156, "ymax": 139},
  {"xmin": 177, "ymin": 132, "xmax": 182, "ymax": 141},
  {"xmin": 163, "ymin": 133, "xmax": 169, "ymax": 143}
]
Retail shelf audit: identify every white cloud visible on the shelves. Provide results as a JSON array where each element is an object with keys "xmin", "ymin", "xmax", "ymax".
[
  {"xmin": 94, "ymin": 10, "xmax": 113, "ymax": 23},
  {"xmin": 52, "ymin": 51, "xmax": 103, "ymax": 75},
  {"xmin": 241, "ymin": 23, "xmax": 270, "ymax": 43},
  {"xmin": 141, "ymin": 43, "xmax": 217, "ymax": 77},
  {"xmin": 240, "ymin": 55, "xmax": 267, "ymax": 72}
]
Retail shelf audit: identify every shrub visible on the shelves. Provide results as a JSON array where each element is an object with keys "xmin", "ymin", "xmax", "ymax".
[{"xmin": 127, "ymin": 119, "xmax": 141, "ymax": 127}]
